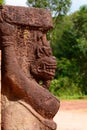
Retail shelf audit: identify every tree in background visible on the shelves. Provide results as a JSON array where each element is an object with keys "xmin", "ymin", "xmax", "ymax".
[
  {"xmin": 27, "ymin": 0, "xmax": 71, "ymax": 17},
  {"xmin": 51, "ymin": 5, "xmax": 87, "ymax": 97},
  {"xmin": 71, "ymin": 5, "xmax": 87, "ymax": 94},
  {"xmin": 50, "ymin": 15, "xmax": 82, "ymax": 98},
  {"xmin": 0, "ymin": 0, "xmax": 4, "ymax": 4}
]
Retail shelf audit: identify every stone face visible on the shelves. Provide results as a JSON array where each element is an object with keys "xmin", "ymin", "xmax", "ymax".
[{"xmin": 0, "ymin": 5, "xmax": 60, "ymax": 130}]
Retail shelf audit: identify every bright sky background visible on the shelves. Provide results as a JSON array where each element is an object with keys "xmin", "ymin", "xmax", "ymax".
[
  {"xmin": 6, "ymin": 0, "xmax": 87, "ymax": 13},
  {"xmin": 70, "ymin": 0, "xmax": 87, "ymax": 13}
]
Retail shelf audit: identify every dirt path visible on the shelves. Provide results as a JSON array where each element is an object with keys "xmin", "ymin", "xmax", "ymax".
[{"xmin": 54, "ymin": 100, "xmax": 87, "ymax": 130}]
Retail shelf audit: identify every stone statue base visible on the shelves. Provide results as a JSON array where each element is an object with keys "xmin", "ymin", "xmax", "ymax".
[{"xmin": 2, "ymin": 98, "xmax": 56, "ymax": 130}]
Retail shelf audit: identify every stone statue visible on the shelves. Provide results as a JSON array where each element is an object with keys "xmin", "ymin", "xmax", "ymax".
[{"xmin": 0, "ymin": 5, "xmax": 60, "ymax": 130}]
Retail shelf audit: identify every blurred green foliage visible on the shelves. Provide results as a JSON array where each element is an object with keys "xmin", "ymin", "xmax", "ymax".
[
  {"xmin": 50, "ymin": 5, "xmax": 87, "ymax": 98},
  {"xmin": 0, "ymin": 0, "xmax": 4, "ymax": 5}
]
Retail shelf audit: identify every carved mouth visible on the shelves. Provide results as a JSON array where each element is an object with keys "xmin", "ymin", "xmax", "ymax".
[
  {"xmin": 30, "ymin": 56, "xmax": 57, "ymax": 80},
  {"xmin": 38, "ymin": 63, "xmax": 56, "ymax": 76}
]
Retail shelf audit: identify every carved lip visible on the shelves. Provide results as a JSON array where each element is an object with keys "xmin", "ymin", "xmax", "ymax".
[{"xmin": 30, "ymin": 56, "xmax": 57, "ymax": 79}]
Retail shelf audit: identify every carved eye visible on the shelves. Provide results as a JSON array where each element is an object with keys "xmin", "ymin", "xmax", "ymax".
[
  {"xmin": 36, "ymin": 47, "xmax": 44, "ymax": 58},
  {"xmin": 36, "ymin": 46, "xmax": 52, "ymax": 58},
  {"xmin": 37, "ymin": 31, "xmax": 43, "ymax": 41},
  {"xmin": 43, "ymin": 47, "xmax": 52, "ymax": 56}
]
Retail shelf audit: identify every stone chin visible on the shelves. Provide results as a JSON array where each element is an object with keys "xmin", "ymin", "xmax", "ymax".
[{"xmin": 30, "ymin": 56, "xmax": 57, "ymax": 81}]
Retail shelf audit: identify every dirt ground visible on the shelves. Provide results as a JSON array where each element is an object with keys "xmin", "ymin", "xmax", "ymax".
[{"xmin": 54, "ymin": 100, "xmax": 87, "ymax": 130}]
